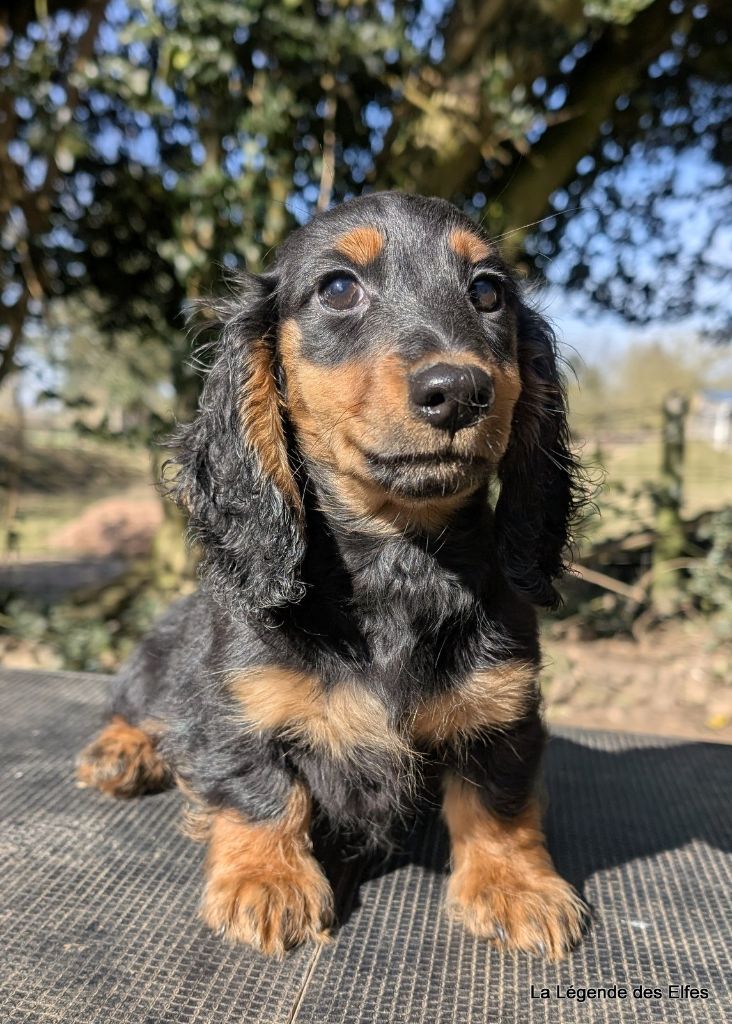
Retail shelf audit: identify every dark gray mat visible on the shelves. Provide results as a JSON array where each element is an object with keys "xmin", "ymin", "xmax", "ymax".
[{"xmin": 0, "ymin": 668, "xmax": 730, "ymax": 1023}]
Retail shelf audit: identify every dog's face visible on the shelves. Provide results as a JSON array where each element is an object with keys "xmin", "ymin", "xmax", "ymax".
[
  {"xmin": 168, "ymin": 192, "xmax": 580, "ymax": 613},
  {"xmin": 274, "ymin": 195, "xmax": 521, "ymax": 518}
]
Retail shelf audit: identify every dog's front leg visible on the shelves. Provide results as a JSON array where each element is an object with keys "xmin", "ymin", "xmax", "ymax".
[
  {"xmin": 442, "ymin": 716, "xmax": 588, "ymax": 959},
  {"xmin": 197, "ymin": 780, "xmax": 333, "ymax": 956}
]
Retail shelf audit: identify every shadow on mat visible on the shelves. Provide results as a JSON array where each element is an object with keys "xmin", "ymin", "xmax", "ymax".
[{"xmin": 318, "ymin": 736, "xmax": 732, "ymax": 930}]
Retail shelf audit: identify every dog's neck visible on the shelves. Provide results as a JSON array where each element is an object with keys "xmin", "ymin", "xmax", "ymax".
[
  {"xmin": 327, "ymin": 491, "xmax": 493, "ymax": 598},
  {"xmin": 259, "ymin": 475, "xmax": 539, "ymax": 685},
  {"xmin": 278, "ymin": 480, "xmax": 499, "ymax": 655}
]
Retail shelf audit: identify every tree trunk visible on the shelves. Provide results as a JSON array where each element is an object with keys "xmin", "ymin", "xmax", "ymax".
[{"xmin": 652, "ymin": 392, "xmax": 689, "ymax": 612}]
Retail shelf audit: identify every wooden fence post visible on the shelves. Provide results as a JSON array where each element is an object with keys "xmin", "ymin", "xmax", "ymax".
[
  {"xmin": 652, "ymin": 391, "xmax": 689, "ymax": 611},
  {"xmin": 2, "ymin": 385, "xmax": 25, "ymax": 556}
]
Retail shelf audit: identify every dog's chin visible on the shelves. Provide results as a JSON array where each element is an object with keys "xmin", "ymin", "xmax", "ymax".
[{"xmin": 363, "ymin": 452, "xmax": 491, "ymax": 502}]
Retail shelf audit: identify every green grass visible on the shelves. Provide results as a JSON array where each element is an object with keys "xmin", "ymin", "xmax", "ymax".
[
  {"xmin": 2, "ymin": 424, "xmax": 731, "ymax": 559},
  {"xmin": 579, "ymin": 438, "xmax": 732, "ymax": 544},
  {"xmin": 1, "ymin": 429, "xmax": 154, "ymax": 557}
]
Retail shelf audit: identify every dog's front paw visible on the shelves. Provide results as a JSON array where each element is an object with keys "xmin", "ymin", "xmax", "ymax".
[
  {"xmin": 447, "ymin": 863, "xmax": 589, "ymax": 960},
  {"xmin": 201, "ymin": 856, "xmax": 334, "ymax": 956}
]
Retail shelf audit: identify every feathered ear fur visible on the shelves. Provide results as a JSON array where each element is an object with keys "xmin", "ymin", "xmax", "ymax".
[
  {"xmin": 164, "ymin": 271, "xmax": 305, "ymax": 617},
  {"xmin": 494, "ymin": 303, "xmax": 583, "ymax": 608}
]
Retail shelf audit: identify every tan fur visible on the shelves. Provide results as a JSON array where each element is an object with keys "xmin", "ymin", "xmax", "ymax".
[
  {"xmin": 443, "ymin": 776, "xmax": 587, "ymax": 959},
  {"xmin": 488, "ymin": 363, "xmax": 522, "ymax": 459},
  {"xmin": 449, "ymin": 227, "xmax": 491, "ymax": 263},
  {"xmin": 412, "ymin": 661, "xmax": 536, "ymax": 746},
  {"xmin": 333, "ymin": 225, "xmax": 385, "ymax": 265},
  {"xmin": 278, "ymin": 320, "xmax": 521, "ymax": 535},
  {"xmin": 240, "ymin": 338, "xmax": 301, "ymax": 510},
  {"xmin": 229, "ymin": 666, "xmax": 410, "ymax": 761},
  {"xmin": 200, "ymin": 783, "xmax": 333, "ymax": 955},
  {"xmin": 174, "ymin": 775, "xmax": 215, "ymax": 843},
  {"xmin": 404, "ymin": 352, "xmax": 522, "ymax": 466},
  {"xmin": 318, "ymin": 474, "xmax": 470, "ymax": 537},
  {"xmin": 76, "ymin": 716, "xmax": 170, "ymax": 798}
]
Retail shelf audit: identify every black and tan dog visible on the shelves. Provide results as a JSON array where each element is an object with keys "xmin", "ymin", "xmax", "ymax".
[{"xmin": 77, "ymin": 192, "xmax": 589, "ymax": 959}]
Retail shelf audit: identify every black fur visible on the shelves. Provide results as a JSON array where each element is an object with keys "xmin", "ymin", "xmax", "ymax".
[
  {"xmin": 164, "ymin": 271, "xmax": 306, "ymax": 615},
  {"xmin": 495, "ymin": 303, "xmax": 581, "ymax": 608},
  {"xmin": 104, "ymin": 192, "xmax": 586, "ymax": 850}
]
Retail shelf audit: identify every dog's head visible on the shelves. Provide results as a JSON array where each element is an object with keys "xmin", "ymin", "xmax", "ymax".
[{"xmin": 166, "ymin": 193, "xmax": 581, "ymax": 614}]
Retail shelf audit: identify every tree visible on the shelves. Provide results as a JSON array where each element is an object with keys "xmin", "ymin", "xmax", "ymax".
[{"xmin": 1, "ymin": 0, "xmax": 729, "ymax": 407}]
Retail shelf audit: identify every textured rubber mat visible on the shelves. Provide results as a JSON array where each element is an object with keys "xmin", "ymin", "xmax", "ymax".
[{"xmin": 0, "ymin": 669, "xmax": 730, "ymax": 1023}]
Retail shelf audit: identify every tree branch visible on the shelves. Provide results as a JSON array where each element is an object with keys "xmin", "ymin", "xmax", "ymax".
[
  {"xmin": 23, "ymin": 0, "xmax": 108, "ymax": 235},
  {"xmin": 486, "ymin": 0, "xmax": 695, "ymax": 250},
  {"xmin": 441, "ymin": 0, "xmax": 509, "ymax": 72},
  {"xmin": 374, "ymin": 0, "xmax": 690, "ymax": 235},
  {"xmin": 0, "ymin": 0, "xmax": 108, "ymax": 384},
  {"xmin": 317, "ymin": 74, "xmax": 337, "ymax": 212},
  {"xmin": 0, "ymin": 289, "xmax": 29, "ymax": 386}
]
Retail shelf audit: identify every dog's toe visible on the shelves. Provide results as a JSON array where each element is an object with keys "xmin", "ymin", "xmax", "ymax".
[
  {"xmin": 448, "ymin": 867, "xmax": 589, "ymax": 960},
  {"xmin": 201, "ymin": 865, "xmax": 334, "ymax": 956}
]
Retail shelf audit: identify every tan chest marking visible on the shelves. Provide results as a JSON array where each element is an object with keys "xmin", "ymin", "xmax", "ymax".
[
  {"xmin": 411, "ymin": 661, "xmax": 537, "ymax": 746},
  {"xmin": 231, "ymin": 661, "xmax": 535, "ymax": 759},
  {"xmin": 230, "ymin": 667, "xmax": 410, "ymax": 761}
]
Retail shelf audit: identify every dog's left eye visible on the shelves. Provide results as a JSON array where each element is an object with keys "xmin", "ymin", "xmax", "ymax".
[
  {"xmin": 469, "ymin": 276, "xmax": 503, "ymax": 313},
  {"xmin": 319, "ymin": 274, "xmax": 365, "ymax": 311}
]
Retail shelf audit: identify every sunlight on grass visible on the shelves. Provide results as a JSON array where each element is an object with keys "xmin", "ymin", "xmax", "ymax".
[
  {"xmin": 1, "ymin": 429, "xmax": 153, "ymax": 557},
  {"xmin": 580, "ymin": 438, "xmax": 732, "ymax": 544}
]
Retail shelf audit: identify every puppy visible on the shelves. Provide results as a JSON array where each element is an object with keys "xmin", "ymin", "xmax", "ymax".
[{"xmin": 77, "ymin": 192, "xmax": 588, "ymax": 958}]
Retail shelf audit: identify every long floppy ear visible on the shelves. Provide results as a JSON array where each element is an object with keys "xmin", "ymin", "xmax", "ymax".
[
  {"xmin": 164, "ymin": 271, "xmax": 305, "ymax": 617},
  {"xmin": 494, "ymin": 303, "xmax": 582, "ymax": 609}
]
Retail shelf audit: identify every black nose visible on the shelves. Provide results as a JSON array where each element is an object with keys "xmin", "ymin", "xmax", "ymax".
[{"xmin": 408, "ymin": 362, "xmax": 494, "ymax": 431}]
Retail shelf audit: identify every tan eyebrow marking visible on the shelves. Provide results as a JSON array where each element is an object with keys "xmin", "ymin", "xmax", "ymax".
[
  {"xmin": 333, "ymin": 226, "xmax": 385, "ymax": 266},
  {"xmin": 449, "ymin": 227, "xmax": 491, "ymax": 263}
]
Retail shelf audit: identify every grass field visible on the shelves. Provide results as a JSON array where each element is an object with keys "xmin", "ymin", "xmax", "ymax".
[
  {"xmin": 0, "ymin": 427, "xmax": 154, "ymax": 557},
  {"xmin": 1, "ymin": 423, "xmax": 731, "ymax": 559},
  {"xmin": 577, "ymin": 437, "xmax": 732, "ymax": 544}
]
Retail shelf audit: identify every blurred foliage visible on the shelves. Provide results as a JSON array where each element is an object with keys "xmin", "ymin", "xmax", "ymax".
[
  {"xmin": 688, "ymin": 508, "xmax": 732, "ymax": 641},
  {"xmin": 1, "ymin": 0, "xmax": 731, "ymax": 422},
  {"xmin": 557, "ymin": 505, "xmax": 732, "ymax": 641},
  {"xmin": 37, "ymin": 295, "xmax": 174, "ymax": 439},
  {"xmin": 1, "ymin": 561, "xmax": 187, "ymax": 670},
  {"xmin": 1, "ymin": 1, "xmax": 730, "ymax": 671}
]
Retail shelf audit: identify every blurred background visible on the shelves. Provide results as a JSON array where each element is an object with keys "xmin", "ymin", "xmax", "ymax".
[{"xmin": 1, "ymin": 0, "xmax": 730, "ymax": 740}]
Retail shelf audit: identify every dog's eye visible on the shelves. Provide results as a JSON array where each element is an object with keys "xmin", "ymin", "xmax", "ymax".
[
  {"xmin": 319, "ymin": 274, "xmax": 365, "ymax": 311},
  {"xmin": 469, "ymin": 276, "xmax": 502, "ymax": 313}
]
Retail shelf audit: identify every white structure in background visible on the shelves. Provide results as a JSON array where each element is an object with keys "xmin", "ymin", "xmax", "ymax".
[{"xmin": 690, "ymin": 390, "xmax": 732, "ymax": 450}]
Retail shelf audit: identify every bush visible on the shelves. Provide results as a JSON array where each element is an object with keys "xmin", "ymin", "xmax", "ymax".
[{"xmin": 687, "ymin": 508, "xmax": 732, "ymax": 641}]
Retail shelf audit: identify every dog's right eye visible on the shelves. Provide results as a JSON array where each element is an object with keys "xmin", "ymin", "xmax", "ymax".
[{"xmin": 319, "ymin": 274, "xmax": 365, "ymax": 311}]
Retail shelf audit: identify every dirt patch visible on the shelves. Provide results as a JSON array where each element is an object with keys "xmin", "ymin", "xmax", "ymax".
[
  {"xmin": 48, "ymin": 492, "xmax": 163, "ymax": 557},
  {"xmin": 543, "ymin": 622, "xmax": 732, "ymax": 743},
  {"xmin": 0, "ymin": 635, "xmax": 63, "ymax": 671}
]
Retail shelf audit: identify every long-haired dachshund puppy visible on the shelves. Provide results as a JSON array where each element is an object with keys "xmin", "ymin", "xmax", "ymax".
[{"xmin": 77, "ymin": 192, "xmax": 589, "ymax": 959}]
